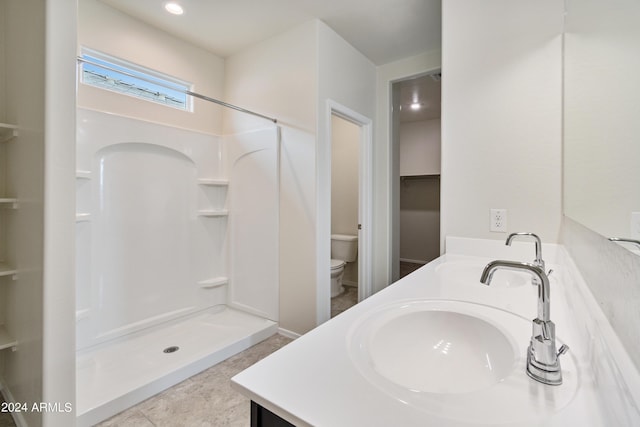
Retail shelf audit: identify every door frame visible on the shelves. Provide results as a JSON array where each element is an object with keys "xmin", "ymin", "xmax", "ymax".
[{"xmin": 317, "ymin": 100, "xmax": 373, "ymax": 325}]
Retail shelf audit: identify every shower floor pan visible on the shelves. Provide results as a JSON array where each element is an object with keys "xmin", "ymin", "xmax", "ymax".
[{"xmin": 76, "ymin": 306, "xmax": 277, "ymax": 426}]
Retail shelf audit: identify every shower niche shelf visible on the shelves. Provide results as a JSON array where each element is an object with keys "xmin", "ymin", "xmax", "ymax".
[
  {"xmin": 197, "ymin": 210, "xmax": 228, "ymax": 217},
  {"xmin": 0, "ymin": 123, "xmax": 18, "ymax": 143},
  {"xmin": 197, "ymin": 277, "xmax": 228, "ymax": 289},
  {"xmin": 76, "ymin": 213, "xmax": 92, "ymax": 222},
  {"xmin": 197, "ymin": 178, "xmax": 228, "ymax": 186},
  {"xmin": 0, "ymin": 325, "xmax": 17, "ymax": 351},
  {"xmin": 76, "ymin": 170, "xmax": 92, "ymax": 179}
]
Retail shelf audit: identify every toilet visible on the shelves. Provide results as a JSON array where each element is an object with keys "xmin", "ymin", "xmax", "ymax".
[{"xmin": 330, "ymin": 234, "xmax": 358, "ymax": 297}]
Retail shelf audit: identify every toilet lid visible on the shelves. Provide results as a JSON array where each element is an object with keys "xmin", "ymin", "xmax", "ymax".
[{"xmin": 331, "ymin": 259, "xmax": 345, "ymax": 270}]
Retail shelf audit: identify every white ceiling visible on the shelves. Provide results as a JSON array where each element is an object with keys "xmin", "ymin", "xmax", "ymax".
[{"xmin": 100, "ymin": 0, "xmax": 442, "ymax": 66}]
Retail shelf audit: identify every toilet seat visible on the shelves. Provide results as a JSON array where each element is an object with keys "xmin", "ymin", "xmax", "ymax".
[{"xmin": 331, "ymin": 259, "xmax": 346, "ymax": 270}]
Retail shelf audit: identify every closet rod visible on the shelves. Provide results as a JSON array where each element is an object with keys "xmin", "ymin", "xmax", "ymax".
[{"xmin": 76, "ymin": 56, "xmax": 278, "ymax": 124}]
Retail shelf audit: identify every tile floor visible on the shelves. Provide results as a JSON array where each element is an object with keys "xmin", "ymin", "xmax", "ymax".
[
  {"xmin": 97, "ymin": 333, "xmax": 292, "ymax": 427},
  {"xmin": 330, "ymin": 285, "xmax": 358, "ymax": 318},
  {"xmin": 400, "ymin": 261, "xmax": 424, "ymax": 278},
  {"xmin": 0, "ymin": 396, "xmax": 16, "ymax": 427}
]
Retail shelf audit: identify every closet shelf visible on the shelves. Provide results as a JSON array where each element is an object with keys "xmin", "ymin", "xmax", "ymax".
[
  {"xmin": 0, "ymin": 198, "xmax": 18, "ymax": 209},
  {"xmin": 0, "ymin": 123, "xmax": 18, "ymax": 143},
  {"xmin": 197, "ymin": 277, "xmax": 228, "ymax": 288},
  {"xmin": 0, "ymin": 262, "xmax": 17, "ymax": 279},
  {"xmin": 400, "ymin": 174, "xmax": 440, "ymax": 180},
  {"xmin": 0, "ymin": 326, "xmax": 17, "ymax": 351},
  {"xmin": 197, "ymin": 178, "xmax": 229, "ymax": 186},
  {"xmin": 197, "ymin": 210, "xmax": 228, "ymax": 217}
]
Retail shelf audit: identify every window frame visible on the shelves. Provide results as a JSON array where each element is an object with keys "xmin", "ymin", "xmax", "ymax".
[{"xmin": 79, "ymin": 48, "xmax": 194, "ymax": 112}]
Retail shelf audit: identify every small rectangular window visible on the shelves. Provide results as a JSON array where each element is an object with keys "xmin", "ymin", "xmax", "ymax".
[{"xmin": 80, "ymin": 48, "xmax": 192, "ymax": 111}]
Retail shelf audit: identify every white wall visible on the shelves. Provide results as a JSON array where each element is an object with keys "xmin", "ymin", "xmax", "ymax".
[
  {"xmin": 224, "ymin": 20, "xmax": 376, "ymax": 334},
  {"xmin": 399, "ymin": 119, "xmax": 441, "ymax": 176},
  {"xmin": 78, "ymin": 0, "xmax": 225, "ymax": 134},
  {"xmin": 441, "ymin": 0, "xmax": 564, "ymax": 248},
  {"xmin": 43, "ymin": 1, "xmax": 78, "ymax": 424},
  {"xmin": 331, "ymin": 115, "xmax": 359, "ymax": 236},
  {"xmin": 317, "ymin": 21, "xmax": 376, "ymax": 323},
  {"xmin": 224, "ymin": 20, "xmax": 318, "ymax": 335},
  {"xmin": 376, "ymin": 51, "xmax": 442, "ymax": 285},
  {"xmin": 2, "ymin": 2, "xmax": 46, "ymax": 426}
]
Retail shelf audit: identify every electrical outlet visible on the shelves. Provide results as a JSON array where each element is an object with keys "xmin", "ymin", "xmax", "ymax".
[
  {"xmin": 490, "ymin": 209, "xmax": 507, "ymax": 232},
  {"xmin": 631, "ymin": 212, "xmax": 640, "ymax": 239}
]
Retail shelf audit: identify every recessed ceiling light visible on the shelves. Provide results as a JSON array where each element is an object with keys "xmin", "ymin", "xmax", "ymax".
[
  {"xmin": 164, "ymin": 2, "xmax": 184, "ymax": 15},
  {"xmin": 410, "ymin": 102, "xmax": 422, "ymax": 110}
]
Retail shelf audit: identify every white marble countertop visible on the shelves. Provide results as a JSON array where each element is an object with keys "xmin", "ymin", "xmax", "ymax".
[{"xmin": 232, "ymin": 237, "xmax": 640, "ymax": 426}]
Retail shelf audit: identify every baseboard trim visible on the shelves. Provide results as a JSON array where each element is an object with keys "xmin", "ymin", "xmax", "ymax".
[{"xmin": 277, "ymin": 327, "xmax": 301, "ymax": 340}]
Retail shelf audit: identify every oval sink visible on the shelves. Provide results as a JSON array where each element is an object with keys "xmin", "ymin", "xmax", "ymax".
[
  {"xmin": 347, "ymin": 299, "xmax": 578, "ymax": 424},
  {"xmin": 370, "ymin": 309, "xmax": 515, "ymax": 394},
  {"xmin": 436, "ymin": 261, "xmax": 529, "ymax": 288}
]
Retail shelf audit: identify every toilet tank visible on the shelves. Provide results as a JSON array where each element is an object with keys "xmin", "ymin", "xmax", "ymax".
[{"xmin": 331, "ymin": 234, "xmax": 358, "ymax": 262}]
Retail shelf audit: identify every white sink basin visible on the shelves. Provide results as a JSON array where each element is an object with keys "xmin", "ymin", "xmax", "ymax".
[
  {"xmin": 436, "ymin": 260, "xmax": 529, "ymax": 288},
  {"xmin": 369, "ymin": 308, "xmax": 516, "ymax": 394},
  {"xmin": 348, "ymin": 299, "xmax": 578, "ymax": 424}
]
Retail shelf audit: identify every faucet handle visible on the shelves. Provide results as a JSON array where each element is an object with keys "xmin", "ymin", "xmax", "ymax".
[{"xmin": 557, "ymin": 344, "xmax": 570, "ymax": 357}]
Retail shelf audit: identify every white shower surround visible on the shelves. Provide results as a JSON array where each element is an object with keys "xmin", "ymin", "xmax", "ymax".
[{"xmin": 75, "ymin": 108, "xmax": 279, "ymax": 425}]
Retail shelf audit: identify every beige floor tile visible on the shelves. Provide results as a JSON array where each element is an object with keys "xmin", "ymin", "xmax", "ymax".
[{"xmin": 97, "ymin": 334, "xmax": 292, "ymax": 427}]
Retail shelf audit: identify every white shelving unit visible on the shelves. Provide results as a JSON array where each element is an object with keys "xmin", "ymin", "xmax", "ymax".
[
  {"xmin": 0, "ymin": 262, "xmax": 17, "ymax": 279},
  {"xmin": 0, "ymin": 123, "xmax": 18, "ymax": 352},
  {"xmin": 196, "ymin": 176, "xmax": 229, "ymax": 290},
  {"xmin": 0, "ymin": 198, "xmax": 18, "ymax": 209},
  {"xmin": 0, "ymin": 123, "xmax": 18, "ymax": 143},
  {"xmin": 0, "ymin": 326, "xmax": 17, "ymax": 351}
]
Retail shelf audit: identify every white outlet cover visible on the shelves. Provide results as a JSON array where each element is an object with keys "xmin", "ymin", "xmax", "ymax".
[{"xmin": 490, "ymin": 208, "xmax": 507, "ymax": 232}]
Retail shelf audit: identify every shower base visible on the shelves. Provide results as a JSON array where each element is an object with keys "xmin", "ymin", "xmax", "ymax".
[{"xmin": 76, "ymin": 306, "xmax": 277, "ymax": 426}]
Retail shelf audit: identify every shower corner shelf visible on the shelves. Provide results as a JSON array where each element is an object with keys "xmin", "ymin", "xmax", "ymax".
[
  {"xmin": 0, "ymin": 262, "xmax": 17, "ymax": 280},
  {"xmin": 197, "ymin": 178, "xmax": 229, "ymax": 187},
  {"xmin": 197, "ymin": 277, "xmax": 228, "ymax": 288},
  {"xmin": 0, "ymin": 123, "xmax": 18, "ymax": 143},
  {"xmin": 0, "ymin": 325, "xmax": 17, "ymax": 351},
  {"xmin": 0, "ymin": 198, "xmax": 18, "ymax": 209},
  {"xmin": 197, "ymin": 210, "xmax": 228, "ymax": 217},
  {"xmin": 76, "ymin": 213, "xmax": 92, "ymax": 222},
  {"xmin": 76, "ymin": 170, "xmax": 92, "ymax": 179}
]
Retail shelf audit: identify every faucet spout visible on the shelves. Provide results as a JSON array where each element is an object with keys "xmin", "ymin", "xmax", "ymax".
[
  {"xmin": 480, "ymin": 260, "xmax": 550, "ymax": 321},
  {"xmin": 506, "ymin": 232, "xmax": 544, "ymax": 268},
  {"xmin": 480, "ymin": 259, "xmax": 566, "ymax": 386}
]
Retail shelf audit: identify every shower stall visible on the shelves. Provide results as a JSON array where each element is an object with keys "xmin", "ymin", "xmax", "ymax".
[{"xmin": 74, "ymin": 106, "xmax": 280, "ymax": 425}]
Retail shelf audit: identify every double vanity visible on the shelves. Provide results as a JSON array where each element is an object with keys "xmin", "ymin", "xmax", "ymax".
[{"xmin": 232, "ymin": 236, "xmax": 640, "ymax": 426}]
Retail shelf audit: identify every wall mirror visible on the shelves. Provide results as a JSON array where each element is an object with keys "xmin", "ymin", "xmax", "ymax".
[{"xmin": 563, "ymin": 0, "xmax": 640, "ymax": 254}]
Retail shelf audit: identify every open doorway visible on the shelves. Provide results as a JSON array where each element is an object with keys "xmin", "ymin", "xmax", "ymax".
[
  {"xmin": 318, "ymin": 101, "xmax": 373, "ymax": 322},
  {"xmin": 391, "ymin": 71, "xmax": 442, "ymax": 280},
  {"xmin": 330, "ymin": 114, "xmax": 360, "ymax": 317}
]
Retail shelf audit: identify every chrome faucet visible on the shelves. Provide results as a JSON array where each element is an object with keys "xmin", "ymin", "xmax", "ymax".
[
  {"xmin": 505, "ymin": 232, "xmax": 546, "ymax": 286},
  {"xmin": 608, "ymin": 237, "xmax": 640, "ymax": 251},
  {"xmin": 480, "ymin": 260, "xmax": 569, "ymax": 386}
]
